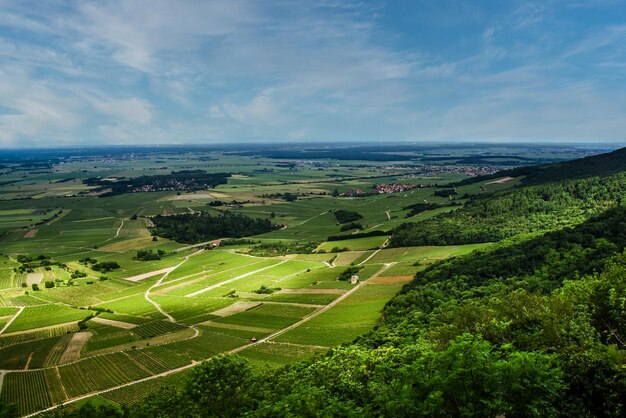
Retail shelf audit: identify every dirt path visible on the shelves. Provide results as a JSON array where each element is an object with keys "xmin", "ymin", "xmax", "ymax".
[
  {"xmin": 100, "ymin": 218, "xmax": 125, "ymax": 244},
  {"xmin": 0, "ymin": 371, "xmax": 4, "ymax": 397},
  {"xmin": 185, "ymin": 260, "xmax": 288, "ymax": 297},
  {"xmin": 0, "ymin": 306, "xmax": 24, "ymax": 334},
  {"xmin": 145, "ymin": 258, "xmax": 193, "ymax": 322},
  {"xmin": 385, "ymin": 210, "xmax": 391, "ymax": 220},
  {"xmin": 24, "ymin": 352, "xmax": 33, "ymax": 370},
  {"xmin": 358, "ymin": 238, "xmax": 389, "ymax": 266}
]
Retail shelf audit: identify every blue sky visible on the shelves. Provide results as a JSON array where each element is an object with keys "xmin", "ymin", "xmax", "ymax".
[{"xmin": 1, "ymin": 0, "xmax": 626, "ymax": 147}]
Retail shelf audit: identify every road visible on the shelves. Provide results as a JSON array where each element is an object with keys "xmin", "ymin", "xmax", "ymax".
[
  {"xmin": 0, "ymin": 307, "xmax": 24, "ymax": 335},
  {"xmin": 145, "ymin": 251, "xmax": 203, "ymax": 321}
]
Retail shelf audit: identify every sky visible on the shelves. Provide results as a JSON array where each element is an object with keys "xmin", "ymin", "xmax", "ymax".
[{"xmin": 1, "ymin": 0, "xmax": 626, "ymax": 147}]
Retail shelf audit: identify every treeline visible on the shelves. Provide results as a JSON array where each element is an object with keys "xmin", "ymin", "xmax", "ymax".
[
  {"xmin": 327, "ymin": 229, "xmax": 388, "ymax": 241},
  {"xmin": 247, "ymin": 241, "xmax": 318, "ymax": 257},
  {"xmin": 151, "ymin": 212, "xmax": 278, "ymax": 244},
  {"xmin": 391, "ymin": 171, "xmax": 626, "ymax": 246}
]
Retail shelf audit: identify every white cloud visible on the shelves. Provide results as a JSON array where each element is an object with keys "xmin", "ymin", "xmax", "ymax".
[{"xmin": 90, "ymin": 96, "xmax": 153, "ymax": 125}]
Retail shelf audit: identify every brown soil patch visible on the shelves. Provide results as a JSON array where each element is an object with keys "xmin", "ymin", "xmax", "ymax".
[
  {"xmin": 485, "ymin": 176, "xmax": 514, "ymax": 185},
  {"xmin": 26, "ymin": 272, "xmax": 43, "ymax": 286},
  {"xmin": 368, "ymin": 275, "xmax": 414, "ymax": 284},
  {"xmin": 166, "ymin": 193, "xmax": 217, "ymax": 201},
  {"xmin": 210, "ymin": 302, "xmax": 261, "ymax": 317},
  {"xmin": 91, "ymin": 317, "xmax": 138, "ymax": 329},
  {"xmin": 122, "ymin": 267, "xmax": 175, "ymax": 282},
  {"xmin": 59, "ymin": 332, "xmax": 92, "ymax": 364},
  {"xmin": 24, "ymin": 229, "xmax": 38, "ymax": 238}
]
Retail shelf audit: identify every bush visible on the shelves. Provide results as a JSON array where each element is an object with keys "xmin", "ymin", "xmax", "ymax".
[
  {"xmin": 31, "ymin": 283, "xmax": 39, "ymax": 291},
  {"xmin": 44, "ymin": 280, "xmax": 55, "ymax": 288},
  {"xmin": 92, "ymin": 261, "xmax": 120, "ymax": 272},
  {"xmin": 135, "ymin": 249, "xmax": 165, "ymax": 261},
  {"xmin": 333, "ymin": 209, "xmax": 363, "ymax": 224},
  {"xmin": 338, "ymin": 266, "xmax": 363, "ymax": 281}
]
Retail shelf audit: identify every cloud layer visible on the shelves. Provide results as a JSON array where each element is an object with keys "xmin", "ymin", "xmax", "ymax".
[{"xmin": 0, "ymin": 0, "xmax": 625, "ymax": 146}]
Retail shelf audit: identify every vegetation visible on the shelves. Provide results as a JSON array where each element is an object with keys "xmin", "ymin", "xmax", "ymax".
[
  {"xmin": 333, "ymin": 209, "xmax": 363, "ymax": 223},
  {"xmin": 151, "ymin": 212, "xmax": 278, "ymax": 244},
  {"xmin": 3, "ymin": 144, "xmax": 626, "ymax": 417},
  {"xmin": 134, "ymin": 250, "xmax": 164, "ymax": 261},
  {"xmin": 92, "ymin": 261, "xmax": 120, "ymax": 272},
  {"xmin": 248, "ymin": 241, "xmax": 318, "ymax": 257},
  {"xmin": 391, "ymin": 171, "xmax": 626, "ymax": 246},
  {"xmin": 337, "ymin": 266, "xmax": 362, "ymax": 281}
]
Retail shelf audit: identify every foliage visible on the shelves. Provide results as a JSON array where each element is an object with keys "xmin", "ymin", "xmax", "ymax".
[
  {"xmin": 252, "ymin": 285, "xmax": 279, "ymax": 294},
  {"xmin": 391, "ymin": 171, "xmax": 626, "ymax": 246},
  {"xmin": 134, "ymin": 250, "xmax": 164, "ymax": 261},
  {"xmin": 92, "ymin": 261, "xmax": 120, "ymax": 272},
  {"xmin": 340, "ymin": 222, "xmax": 362, "ymax": 231},
  {"xmin": 248, "ymin": 241, "xmax": 318, "ymax": 257},
  {"xmin": 333, "ymin": 209, "xmax": 363, "ymax": 224},
  {"xmin": 338, "ymin": 266, "xmax": 363, "ymax": 281},
  {"xmin": 151, "ymin": 212, "xmax": 278, "ymax": 244},
  {"xmin": 402, "ymin": 202, "xmax": 444, "ymax": 218},
  {"xmin": 327, "ymin": 230, "xmax": 388, "ymax": 242}
]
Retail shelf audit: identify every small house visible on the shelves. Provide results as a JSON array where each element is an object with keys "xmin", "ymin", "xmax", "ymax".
[{"xmin": 350, "ymin": 275, "xmax": 359, "ymax": 285}]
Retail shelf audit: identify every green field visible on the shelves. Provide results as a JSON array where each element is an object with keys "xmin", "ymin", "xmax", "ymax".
[{"xmin": 0, "ymin": 146, "xmax": 530, "ymax": 415}]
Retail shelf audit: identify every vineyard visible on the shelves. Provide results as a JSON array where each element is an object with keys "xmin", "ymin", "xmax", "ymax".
[{"xmin": 0, "ymin": 146, "xmax": 500, "ymax": 416}]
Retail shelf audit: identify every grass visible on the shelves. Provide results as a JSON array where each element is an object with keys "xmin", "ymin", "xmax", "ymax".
[
  {"xmin": 275, "ymin": 283, "xmax": 404, "ymax": 347},
  {"xmin": 212, "ymin": 303, "xmax": 316, "ymax": 330},
  {"xmin": 4, "ymin": 304, "xmax": 93, "ymax": 333},
  {"xmin": 239, "ymin": 341, "xmax": 328, "ymax": 369}
]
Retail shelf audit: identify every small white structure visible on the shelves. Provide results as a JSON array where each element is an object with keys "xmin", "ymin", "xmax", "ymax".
[{"xmin": 350, "ymin": 275, "xmax": 359, "ymax": 285}]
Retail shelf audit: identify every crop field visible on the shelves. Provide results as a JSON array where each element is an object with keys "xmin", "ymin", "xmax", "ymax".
[
  {"xmin": 0, "ymin": 147, "xmax": 520, "ymax": 415},
  {"xmin": 239, "ymin": 341, "xmax": 328, "ymax": 368},
  {"xmin": 275, "ymin": 282, "xmax": 405, "ymax": 347}
]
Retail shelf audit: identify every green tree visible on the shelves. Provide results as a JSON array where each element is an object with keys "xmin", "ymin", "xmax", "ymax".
[{"xmin": 185, "ymin": 356, "xmax": 255, "ymax": 417}]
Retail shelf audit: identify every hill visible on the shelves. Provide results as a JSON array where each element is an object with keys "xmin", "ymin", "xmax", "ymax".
[
  {"xmin": 390, "ymin": 147, "xmax": 626, "ymax": 246},
  {"xmin": 455, "ymin": 146, "xmax": 626, "ymax": 187}
]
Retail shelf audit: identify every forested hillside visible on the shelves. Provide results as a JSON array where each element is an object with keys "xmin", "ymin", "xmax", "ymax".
[
  {"xmin": 455, "ymin": 146, "xmax": 626, "ymax": 186},
  {"xmin": 391, "ymin": 169, "xmax": 626, "ymax": 246}
]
